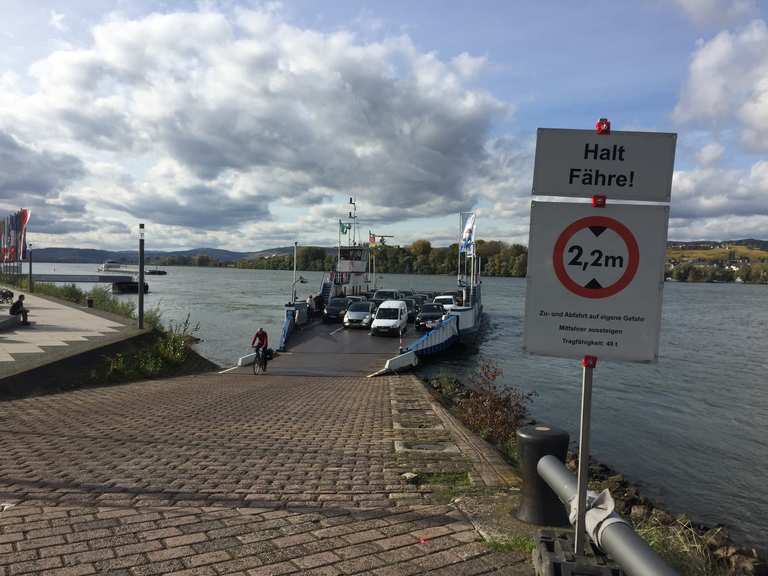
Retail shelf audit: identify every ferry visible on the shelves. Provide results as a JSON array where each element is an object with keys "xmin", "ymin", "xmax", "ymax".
[
  {"xmin": 238, "ymin": 204, "xmax": 483, "ymax": 375},
  {"xmin": 97, "ymin": 261, "xmax": 167, "ymax": 275},
  {"xmin": 97, "ymin": 260, "xmax": 124, "ymax": 272}
]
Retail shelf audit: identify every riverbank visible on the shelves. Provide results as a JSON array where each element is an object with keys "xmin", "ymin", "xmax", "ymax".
[
  {"xmin": 421, "ymin": 367, "xmax": 767, "ymax": 576},
  {"xmin": 0, "ymin": 284, "xmax": 219, "ymax": 399}
]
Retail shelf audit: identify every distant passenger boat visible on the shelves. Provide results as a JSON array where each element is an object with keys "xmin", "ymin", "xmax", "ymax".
[
  {"xmin": 146, "ymin": 268, "xmax": 167, "ymax": 275},
  {"xmin": 97, "ymin": 260, "xmax": 123, "ymax": 272}
]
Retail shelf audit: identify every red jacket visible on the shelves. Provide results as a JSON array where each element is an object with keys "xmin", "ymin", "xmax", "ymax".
[{"xmin": 251, "ymin": 330, "xmax": 268, "ymax": 348}]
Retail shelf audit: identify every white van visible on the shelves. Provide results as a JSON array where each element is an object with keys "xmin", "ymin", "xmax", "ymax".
[
  {"xmin": 370, "ymin": 300, "xmax": 408, "ymax": 336},
  {"xmin": 433, "ymin": 295, "xmax": 457, "ymax": 312}
]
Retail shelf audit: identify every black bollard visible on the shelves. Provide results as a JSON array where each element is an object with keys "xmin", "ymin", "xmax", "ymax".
[{"xmin": 516, "ymin": 424, "xmax": 570, "ymax": 526}]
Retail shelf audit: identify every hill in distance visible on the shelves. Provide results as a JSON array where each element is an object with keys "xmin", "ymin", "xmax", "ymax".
[
  {"xmin": 32, "ymin": 246, "xmax": 334, "ymax": 263},
  {"xmin": 30, "ymin": 239, "xmax": 768, "ymax": 264}
]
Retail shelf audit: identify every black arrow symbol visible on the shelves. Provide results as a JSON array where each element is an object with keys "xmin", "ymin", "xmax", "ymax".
[
  {"xmin": 585, "ymin": 278, "xmax": 603, "ymax": 289},
  {"xmin": 589, "ymin": 226, "xmax": 607, "ymax": 237}
]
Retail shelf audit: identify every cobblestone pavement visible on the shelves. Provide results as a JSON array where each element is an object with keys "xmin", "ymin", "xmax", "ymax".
[{"xmin": 0, "ymin": 373, "xmax": 531, "ymax": 574}]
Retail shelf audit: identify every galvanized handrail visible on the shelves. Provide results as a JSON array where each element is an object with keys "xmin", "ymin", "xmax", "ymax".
[{"xmin": 537, "ymin": 455, "xmax": 679, "ymax": 576}]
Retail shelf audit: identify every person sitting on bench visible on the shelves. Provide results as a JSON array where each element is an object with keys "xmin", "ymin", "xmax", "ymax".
[{"xmin": 10, "ymin": 294, "xmax": 30, "ymax": 325}]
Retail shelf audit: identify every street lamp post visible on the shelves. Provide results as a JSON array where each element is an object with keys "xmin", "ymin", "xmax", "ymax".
[
  {"xmin": 292, "ymin": 241, "xmax": 298, "ymax": 302},
  {"xmin": 138, "ymin": 223, "xmax": 145, "ymax": 329},
  {"xmin": 28, "ymin": 242, "xmax": 33, "ymax": 293}
]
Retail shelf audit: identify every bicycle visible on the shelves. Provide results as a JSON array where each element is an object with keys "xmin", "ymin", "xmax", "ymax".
[{"xmin": 252, "ymin": 346, "xmax": 267, "ymax": 374}]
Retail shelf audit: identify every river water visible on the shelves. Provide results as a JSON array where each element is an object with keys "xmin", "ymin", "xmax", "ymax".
[{"xmin": 29, "ymin": 263, "xmax": 768, "ymax": 551}]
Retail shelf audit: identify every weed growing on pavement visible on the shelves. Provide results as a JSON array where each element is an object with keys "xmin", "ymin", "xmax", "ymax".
[{"xmin": 485, "ymin": 535, "xmax": 536, "ymax": 554}]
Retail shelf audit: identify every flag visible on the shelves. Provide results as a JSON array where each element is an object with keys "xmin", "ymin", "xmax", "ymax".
[
  {"xmin": 20, "ymin": 209, "xmax": 29, "ymax": 259},
  {"xmin": 369, "ymin": 232, "xmax": 376, "ymax": 247},
  {"xmin": 460, "ymin": 213, "xmax": 476, "ymax": 253},
  {"xmin": 339, "ymin": 220, "xmax": 351, "ymax": 235}
]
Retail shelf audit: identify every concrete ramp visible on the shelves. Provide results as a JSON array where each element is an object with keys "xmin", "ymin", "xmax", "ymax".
[{"xmin": 233, "ymin": 320, "xmax": 422, "ymax": 377}]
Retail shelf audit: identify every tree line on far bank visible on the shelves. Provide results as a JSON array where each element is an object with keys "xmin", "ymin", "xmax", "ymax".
[
  {"xmin": 149, "ymin": 240, "xmax": 529, "ymax": 277},
  {"xmin": 147, "ymin": 240, "xmax": 768, "ymax": 283},
  {"xmin": 669, "ymin": 262, "xmax": 768, "ymax": 283}
]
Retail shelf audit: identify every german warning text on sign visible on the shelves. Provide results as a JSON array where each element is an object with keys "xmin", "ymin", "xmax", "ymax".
[
  {"xmin": 523, "ymin": 202, "xmax": 669, "ymax": 363},
  {"xmin": 533, "ymin": 128, "xmax": 676, "ymax": 202}
]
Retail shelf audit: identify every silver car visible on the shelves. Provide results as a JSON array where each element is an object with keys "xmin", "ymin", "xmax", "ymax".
[{"xmin": 344, "ymin": 301, "xmax": 376, "ymax": 329}]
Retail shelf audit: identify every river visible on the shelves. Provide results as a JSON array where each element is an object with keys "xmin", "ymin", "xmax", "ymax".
[{"xmin": 27, "ymin": 263, "xmax": 768, "ymax": 551}]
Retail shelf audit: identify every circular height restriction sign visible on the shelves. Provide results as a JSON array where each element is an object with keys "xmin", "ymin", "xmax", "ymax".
[{"xmin": 552, "ymin": 216, "xmax": 639, "ymax": 299}]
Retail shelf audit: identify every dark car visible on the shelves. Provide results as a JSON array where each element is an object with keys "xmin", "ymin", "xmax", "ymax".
[
  {"xmin": 415, "ymin": 303, "xmax": 445, "ymax": 331},
  {"xmin": 412, "ymin": 294, "xmax": 428, "ymax": 308},
  {"xmin": 323, "ymin": 297, "xmax": 351, "ymax": 322},
  {"xmin": 403, "ymin": 298, "xmax": 417, "ymax": 322}
]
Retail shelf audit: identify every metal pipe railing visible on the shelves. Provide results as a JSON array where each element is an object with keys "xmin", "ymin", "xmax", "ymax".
[{"xmin": 537, "ymin": 455, "xmax": 679, "ymax": 576}]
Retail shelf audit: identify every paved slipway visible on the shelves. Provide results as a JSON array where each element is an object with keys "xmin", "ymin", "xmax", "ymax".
[{"xmin": 0, "ymin": 369, "xmax": 531, "ymax": 575}]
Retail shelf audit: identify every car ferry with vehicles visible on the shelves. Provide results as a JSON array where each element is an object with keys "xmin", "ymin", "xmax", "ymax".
[{"xmin": 238, "ymin": 208, "xmax": 483, "ymax": 375}]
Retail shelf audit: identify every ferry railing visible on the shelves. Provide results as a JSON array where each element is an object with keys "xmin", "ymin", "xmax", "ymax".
[
  {"xmin": 277, "ymin": 305, "xmax": 295, "ymax": 352},
  {"xmin": 537, "ymin": 455, "xmax": 679, "ymax": 576},
  {"xmin": 403, "ymin": 314, "xmax": 459, "ymax": 356}
]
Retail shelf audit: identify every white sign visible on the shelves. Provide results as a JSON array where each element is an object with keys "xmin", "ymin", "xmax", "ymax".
[
  {"xmin": 523, "ymin": 201, "xmax": 669, "ymax": 363},
  {"xmin": 533, "ymin": 128, "xmax": 677, "ymax": 202}
]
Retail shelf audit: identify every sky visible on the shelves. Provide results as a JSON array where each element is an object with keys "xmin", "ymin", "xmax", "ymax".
[{"xmin": 1, "ymin": 0, "xmax": 767, "ymax": 251}]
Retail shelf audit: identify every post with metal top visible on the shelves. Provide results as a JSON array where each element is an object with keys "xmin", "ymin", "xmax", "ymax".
[
  {"xmin": 575, "ymin": 354, "xmax": 596, "ymax": 555},
  {"xmin": 138, "ymin": 223, "xmax": 145, "ymax": 329},
  {"xmin": 292, "ymin": 241, "xmax": 298, "ymax": 302},
  {"xmin": 28, "ymin": 242, "xmax": 33, "ymax": 293}
]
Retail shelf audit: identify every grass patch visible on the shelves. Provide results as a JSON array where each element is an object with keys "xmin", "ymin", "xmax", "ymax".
[
  {"xmin": 406, "ymin": 470, "xmax": 473, "ymax": 504},
  {"xmin": 416, "ymin": 471, "xmax": 471, "ymax": 487},
  {"xmin": 87, "ymin": 286, "xmax": 135, "ymax": 317},
  {"xmin": 485, "ymin": 535, "xmax": 536, "ymax": 554},
  {"xmin": 98, "ymin": 313, "xmax": 200, "ymax": 383},
  {"xmin": 667, "ymin": 245, "xmax": 768, "ymax": 262},
  {"xmin": 635, "ymin": 516, "xmax": 731, "ymax": 576}
]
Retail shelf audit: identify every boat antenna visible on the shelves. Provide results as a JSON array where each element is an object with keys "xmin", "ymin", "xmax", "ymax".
[{"xmin": 349, "ymin": 196, "xmax": 358, "ymax": 246}]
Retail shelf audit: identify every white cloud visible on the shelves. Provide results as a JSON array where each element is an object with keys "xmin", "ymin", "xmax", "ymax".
[
  {"xmin": 3, "ymin": 8, "xmax": 517, "ymax": 249},
  {"xmin": 671, "ymin": 160, "xmax": 768, "ymax": 221},
  {"xmin": 673, "ymin": 0, "xmax": 757, "ymax": 27},
  {"xmin": 695, "ymin": 141, "xmax": 725, "ymax": 165},
  {"xmin": 673, "ymin": 19, "xmax": 768, "ymax": 150},
  {"xmin": 49, "ymin": 10, "xmax": 68, "ymax": 32}
]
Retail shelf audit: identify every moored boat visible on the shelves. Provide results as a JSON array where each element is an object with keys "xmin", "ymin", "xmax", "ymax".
[{"xmin": 267, "ymin": 206, "xmax": 484, "ymax": 372}]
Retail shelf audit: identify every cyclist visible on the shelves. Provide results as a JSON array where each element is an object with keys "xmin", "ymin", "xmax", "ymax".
[{"xmin": 250, "ymin": 327, "xmax": 269, "ymax": 372}]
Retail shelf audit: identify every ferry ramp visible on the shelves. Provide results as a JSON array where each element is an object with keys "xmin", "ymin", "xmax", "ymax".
[{"xmin": 229, "ymin": 320, "xmax": 422, "ymax": 377}]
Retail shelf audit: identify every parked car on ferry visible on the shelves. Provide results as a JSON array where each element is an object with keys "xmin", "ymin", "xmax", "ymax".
[
  {"xmin": 370, "ymin": 300, "xmax": 408, "ymax": 336},
  {"xmin": 433, "ymin": 295, "xmax": 457, "ymax": 312},
  {"xmin": 323, "ymin": 297, "xmax": 351, "ymax": 322},
  {"xmin": 412, "ymin": 294, "xmax": 428, "ymax": 308},
  {"xmin": 344, "ymin": 301, "xmax": 376, "ymax": 329},
  {"xmin": 373, "ymin": 289, "xmax": 399, "ymax": 301},
  {"xmin": 416, "ymin": 303, "xmax": 445, "ymax": 331}
]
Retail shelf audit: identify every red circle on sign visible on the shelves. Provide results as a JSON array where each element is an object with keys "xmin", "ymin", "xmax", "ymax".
[{"xmin": 552, "ymin": 216, "xmax": 639, "ymax": 299}]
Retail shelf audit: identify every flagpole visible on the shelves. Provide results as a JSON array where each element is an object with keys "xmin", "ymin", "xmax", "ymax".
[{"xmin": 457, "ymin": 213, "xmax": 462, "ymax": 284}]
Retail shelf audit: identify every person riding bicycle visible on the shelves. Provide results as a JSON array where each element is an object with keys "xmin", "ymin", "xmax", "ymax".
[{"xmin": 251, "ymin": 327, "xmax": 269, "ymax": 371}]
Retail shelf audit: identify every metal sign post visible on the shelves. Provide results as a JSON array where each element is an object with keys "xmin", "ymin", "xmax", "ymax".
[
  {"xmin": 523, "ymin": 119, "xmax": 677, "ymax": 560},
  {"xmin": 575, "ymin": 354, "xmax": 596, "ymax": 555}
]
